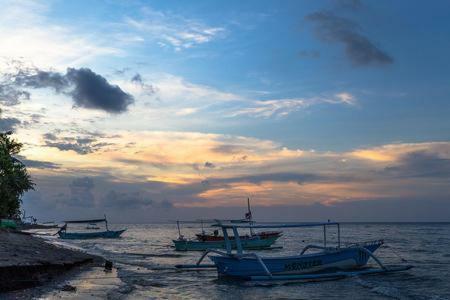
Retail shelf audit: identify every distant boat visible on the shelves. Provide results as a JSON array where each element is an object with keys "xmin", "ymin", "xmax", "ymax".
[
  {"xmin": 57, "ymin": 216, "xmax": 126, "ymax": 239},
  {"xmin": 194, "ymin": 198, "xmax": 282, "ymax": 242},
  {"xmin": 173, "ymin": 199, "xmax": 282, "ymax": 251},
  {"xmin": 173, "ymin": 236, "xmax": 279, "ymax": 251}
]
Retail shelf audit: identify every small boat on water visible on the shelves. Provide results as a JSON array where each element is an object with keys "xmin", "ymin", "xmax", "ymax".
[
  {"xmin": 194, "ymin": 198, "xmax": 282, "ymax": 242},
  {"xmin": 57, "ymin": 216, "xmax": 126, "ymax": 239},
  {"xmin": 176, "ymin": 222, "xmax": 413, "ymax": 281},
  {"xmin": 174, "ymin": 224, "xmax": 280, "ymax": 251},
  {"xmin": 173, "ymin": 198, "xmax": 282, "ymax": 251}
]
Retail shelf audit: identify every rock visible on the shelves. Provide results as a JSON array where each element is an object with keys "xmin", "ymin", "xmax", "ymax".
[{"xmin": 61, "ymin": 284, "xmax": 77, "ymax": 292}]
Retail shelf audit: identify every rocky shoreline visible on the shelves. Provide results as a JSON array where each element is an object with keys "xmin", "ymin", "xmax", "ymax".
[{"xmin": 0, "ymin": 229, "xmax": 104, "ymax": 293}]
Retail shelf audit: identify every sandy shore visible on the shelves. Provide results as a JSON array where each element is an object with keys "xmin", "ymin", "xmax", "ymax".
[{"xmin": 0, "ymin": 229, "xmax": 104, "ymax": 293}]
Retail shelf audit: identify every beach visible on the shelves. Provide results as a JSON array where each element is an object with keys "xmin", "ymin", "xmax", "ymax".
[{"xmin": 0, "ymin": 229, "xmax": 106, "ymax": 298}]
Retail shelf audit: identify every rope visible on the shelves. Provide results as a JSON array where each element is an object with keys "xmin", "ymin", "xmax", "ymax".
[{"xmin": 383, "ymin": 244, "xmax": 408, "ymax": 262}]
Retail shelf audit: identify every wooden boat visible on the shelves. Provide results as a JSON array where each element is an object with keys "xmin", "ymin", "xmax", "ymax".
[
  {"xmin": 173, "ymin": 219, "xmax": 281, "ymax": 251},
  {"xmin": 176, "ymin": 222, "xmax": 413, "ymax": 281},
  {"xmin": 196, "ymin": 230, "xmax": 281, "ymax": 242},
  {"xmin": 174, "ymin": 198, "xmax": 282, "ymax": 250},
  {"xmin": 174, "ymin": 234, "xmax": 279, "ymax": 251},
  {"xmin": 57, "ymin": 217, "xmax": 126, "ymax": 240}
]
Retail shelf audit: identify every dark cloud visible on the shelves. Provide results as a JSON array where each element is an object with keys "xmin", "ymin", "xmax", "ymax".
[
  {"xmin": 0, "ymin": 116, "xmax": 21, "ymax": 132},
  {"xmin": 102, "ymin": 188, "xmax": 173, "ymax": 210},
  {"xmin": 42, "ymin": 132, "xmax": 114, "ymax": 155},
  {"xmin": 104, "ymin": 190, "xmax": 154, "ymax": 208},
  {"xmin": 204, "ymin": 161, "xmax": 215, "ymax": 168},
  {"xmin": 14, "ymin": 70, "xmax": 68, "ymax": 92},
  {"xmin": 15, "ymin": 155, "xmax": 60, "ymax": 169},
  {"xmin": 385, "ymin": 151, "xmax": 450, "ymax": 178},
  {"xmin": 43, "ymin": 133, "xmax": 58, "ymax": 141},
  {"xmin": 69, "ymin": 177, "xmax": 95, "ymax": 206},
  {"xmin": 306, "ymin": 11, "xmax": 393, "ymax": 66},
  {"xmin": 11, "ymin": 67, "xmax": 134, "ymax": 113},
  {"xmin": 0, "ymin": 84, "xmax": 30, "ymax": 106},
  {"xmin": 131, "ymin": 73, "xmax": 143, "ymax": 84},
  {"xmin": 130, "ymin": 73, "xmax": 155, "ymax": 95},
  {"xmin": 66, "ymin": 68, "xmax": 133, "ymax": 113}
]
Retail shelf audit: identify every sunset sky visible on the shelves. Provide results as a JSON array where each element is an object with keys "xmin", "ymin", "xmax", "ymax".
[{"xmin": 1, "ymin": 0, "xmax": 449, "ymax": 222}]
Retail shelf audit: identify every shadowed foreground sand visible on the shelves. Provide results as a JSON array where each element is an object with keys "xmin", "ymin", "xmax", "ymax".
[{"xmin": 0, "ymin": 229, "xmax": 103, "ymax": 293}]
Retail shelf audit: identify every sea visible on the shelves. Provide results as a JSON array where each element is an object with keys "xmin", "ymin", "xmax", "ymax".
[{"xmin": 29, "ymin": 223, "xmax": 450, "ymax": 299}]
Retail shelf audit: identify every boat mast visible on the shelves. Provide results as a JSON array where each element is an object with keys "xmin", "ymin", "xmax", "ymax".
[
  {"xmin": 104, "ymin": 214, "xmax": 109, "ymax": 231},
  {"xmin": 247, "ymin": 198, "xmax": 254, "ymax": 235},
  {"xmin": 177, "ymin": 220, "xmax": 182, "ymax": 238}
]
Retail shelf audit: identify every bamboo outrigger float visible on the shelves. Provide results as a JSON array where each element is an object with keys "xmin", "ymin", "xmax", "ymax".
[{"xmin": 176, "ymin": 222, "xmax": 413, "ymax": 281}]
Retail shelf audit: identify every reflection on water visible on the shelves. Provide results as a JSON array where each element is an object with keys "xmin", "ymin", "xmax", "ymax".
[{"xmin": 39, "ymin": 223, "xmax": 450, "ymax": 299}]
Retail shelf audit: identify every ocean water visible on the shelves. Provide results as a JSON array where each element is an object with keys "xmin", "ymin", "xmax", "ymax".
[{"xmin": 37, "ymin": 223, "xmax": 450, "ymax": 299}]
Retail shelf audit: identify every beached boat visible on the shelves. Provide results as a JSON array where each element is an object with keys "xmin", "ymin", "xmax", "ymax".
[
  {"xmin": 57, "ymin": 217, "xmax": 126, "ymax": 239},
  {"xmin": 176, "ymin": 222, "xmax": 413, "ymax": 281}
]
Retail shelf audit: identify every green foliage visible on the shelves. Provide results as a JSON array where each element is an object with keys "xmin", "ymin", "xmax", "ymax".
[{"xmin": 0, "ymin": 132, "xmax": 35, "ymax": 218}]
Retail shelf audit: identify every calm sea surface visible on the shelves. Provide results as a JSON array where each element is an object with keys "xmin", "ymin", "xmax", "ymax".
[{"xmin": 37, "ymin": 223, "xmax": 450, "ymax": 299}]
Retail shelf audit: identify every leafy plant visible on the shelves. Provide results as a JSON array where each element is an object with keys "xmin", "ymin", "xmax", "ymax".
[{"xmin": 0, "ymin": 124, "xmax": 34, "ymax": 218}]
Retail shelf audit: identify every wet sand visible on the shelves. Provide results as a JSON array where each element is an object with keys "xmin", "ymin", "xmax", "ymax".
[{"xmin": 0, "ymin": 229, "xmax": 104, "ymax": 294}]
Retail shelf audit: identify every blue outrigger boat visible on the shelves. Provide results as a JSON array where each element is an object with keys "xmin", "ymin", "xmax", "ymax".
[
  {"xmin": 57, "ymin": 217, "xmax": 126, "ymax": 239},
  {"xmin": 176, "ymin": 222, "xmax": 413, "ymax": 281}
]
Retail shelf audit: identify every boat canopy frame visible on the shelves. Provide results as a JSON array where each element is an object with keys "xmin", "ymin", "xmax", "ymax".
[
  {"xmin": 212, "ymin": 222, "xmax": 341, "ymax": 255},
  {"xmin": 62, "ymin": 215, "xmax": 109, "ymax": 231}
]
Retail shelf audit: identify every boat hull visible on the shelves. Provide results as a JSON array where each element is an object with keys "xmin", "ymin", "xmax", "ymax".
[
  {"xmin": 58, "ymin": 229, "xmax": 126, "ymax": 239},
  {"xmin": 173, "ymin": 235, "xmax": 279, "ymax": 251},
  {"xmin": 209, "ymin": 242, "xmax": 382, "ymax": 279},
  {"xmin": 196, "ymin": 231, "xmax": 282, "ymax": 242}
]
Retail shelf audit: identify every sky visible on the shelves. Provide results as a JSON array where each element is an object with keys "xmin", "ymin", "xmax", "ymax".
[{"xmin": 1, "ymin": 0, "xmax": 450, "ymax": 222}]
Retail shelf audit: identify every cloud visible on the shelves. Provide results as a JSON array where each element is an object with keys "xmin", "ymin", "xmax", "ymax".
[
  {"xmin": 131, "ymin": 73, "xmax": 143, "ymax": 84},
  {"xmin": 103, "ymin": 190, "xmax": 153, "ymax": 208},
  {"xmin": 66, "ymin": 68, "xmax": 134, "ymax": 113},
  {"xmin": 12, "ymin": 67, "xmax": 134, "ymax": 113},
  {"xmin": 15, "ymin": 155, "xmax": 60, "ymax": 169},
  {"xmin": 69, "ymin": 177, "xmax": 95, "ymax": 206},
  {"xmin": 0, "ymin": 116, "xmax": 21, "ymax": 132},
  {"xmin": 130, "ymin": 73, "xmax": 155, "ymax": 95},
  {"xmin": 0, "ymin": 1, "xmax": 119, "ymax": 68},
  {"xmin": 306, "ymin": 11, "xmax": 393, "ymax": 66},
  {"xmin": 43, "ymin": 132, "xmax": 113, "ymax": 155},
  {"xmin": 0, "ymin": 83, "xmax": 30, "ymax": 106},
  {"xmin": 125, "ymin": 7, "xmax": 226, "ymax": 51},
  {"xmin": 385, "ymin": 151, "xmax": 450, "ymax": 178},
  {"xmin": 335, "ymin": 92, "xmax": 356, "ymax": 105},
  {"xmin": 230, "ymin": 94, "xmax": 356, "ymax": 118},
  {"xmin": 204, "ymin": 161, "xmax": 215, "ymax": 168}
]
